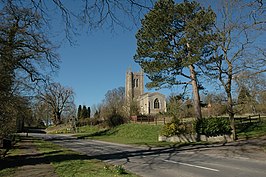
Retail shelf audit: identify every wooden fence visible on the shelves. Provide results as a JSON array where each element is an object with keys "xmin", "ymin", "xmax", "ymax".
[
  {"xmin": 129, "ymin": 114, "xmax": 264, "ymax": 126},
  {"xmin": 234, "ymin": 114, "xmax": 262, "ymax": 125},
  {"xmin": 130, "ymin": 115, "xmax": 171, "ymax": 125}
]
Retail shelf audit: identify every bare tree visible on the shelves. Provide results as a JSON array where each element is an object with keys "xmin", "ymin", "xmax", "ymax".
[
  {"xmin": 101, "ymin": 87, "xmax": 126, "ymax": 118},
  {"xmin": 201, "ymin": 0, "xmax": 266, "ymax": 140},
  {"xmin": 1, "ymin": 0, "xmax": 155, "ymax": 43},
  {"xmin": 235, "ymin": 71, "xmax": 266, "ymax": 114},
  {"xmin": 32, "ymin": 101, "xmax": 52, "ymax": 127},
  {"xmin": 38, "ymin": 83, "xmax": 75, "ymax": 125},
  {"xmin": 0, "ymin": 5, "xmax": 59, "ymax": 137},
  {"xmin": 0, "ymin": 5, "xmax": 59, "ymax": 84}
]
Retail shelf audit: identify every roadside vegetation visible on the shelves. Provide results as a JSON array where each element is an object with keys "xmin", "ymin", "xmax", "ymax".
[
  {"xmin": 35, "ymin": 139, "xmax": 138, "ymax": 177},
  {"xmin": 237, "ymin": 121, "xmax": 266, "ymax": 139},
  {"xmin": 47, "ymin": 115, "xmax": 266, "ymax": 148},
  {"xmin": 0, "ymin": 136, "xmax": 138, "ymax": 177}
]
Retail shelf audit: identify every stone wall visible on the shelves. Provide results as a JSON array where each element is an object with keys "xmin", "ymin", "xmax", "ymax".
[{"xmin": 159, "ymin": 134, "xmax": 233, "ymax": 143}]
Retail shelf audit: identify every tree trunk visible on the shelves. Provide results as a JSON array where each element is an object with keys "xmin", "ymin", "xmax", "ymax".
[
  {"xmin": 56, "ymin": 112, "xmax": 61, "ymax": 125},
  {"xmin": 189, "ymin": 64, "xmax": 202, "ymax": 121},
  {"xmin": 189, "ymin": 64, "xmax": 202, "ymax": 142},
  {"xmin": 53, "ymin": 111, "xmax": 62, "ymax": 125},
  {"xmin": 227, "ymin": 91, "xmax": 236, "ymax": 140},
  {"xmin": 225, "ymin": 61, "xmax": 236, "ymax": 140}
]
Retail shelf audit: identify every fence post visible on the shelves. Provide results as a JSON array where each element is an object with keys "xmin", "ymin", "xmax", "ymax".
[
  {"xmin": 164, "ymin": 117, "xmax": 165, "ymax": 125},
  {"xmin": 155, "ymin": 117, "xmax": 157, "ymax": 125},
  {"xmin": 259, "ymin": 114, "xmax": 261, "ymax": 122},
  {"xmin": 249, "ymin": 115, "xmax": 251, "ymax": 123}
]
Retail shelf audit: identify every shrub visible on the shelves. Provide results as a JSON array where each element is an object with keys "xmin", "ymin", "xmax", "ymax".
[
  {"xmin": 196, "ymin": 117, "xmax": 231, "ymax": 136},
  {"xmin": 114, "ymin": 165, "xmax": 126, "ymax": 174},
  {"xmin": 105, "ymin": 114, "xmax": 127, "ymax": 128},
  {"xmin": 161, "ymin": 118, "xmax": 192, "ymax": 137}
]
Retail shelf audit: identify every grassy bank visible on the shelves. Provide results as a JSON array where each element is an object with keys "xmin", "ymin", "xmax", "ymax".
[
  {"xmin": 48, "ymin": 117, "xmax": 266, "ymax": 147},
  {"xmin": 75, "ymin": 123, "xmax": 173, "ymax": 146},
  {"xmin": 34, "ymin": 139, "xmax": 138, "ymax": 177}
]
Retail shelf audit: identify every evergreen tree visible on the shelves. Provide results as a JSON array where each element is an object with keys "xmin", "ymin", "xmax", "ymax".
[
  {"xmin": 237, "ymin": 86, "xmax": 251, "ymax": 105},
  {"xmin": 77, "ymin": 105, "xmax": 82, "ymax": 119},
  {"xmin": 87, "ymin": 106, "xmax": 91, "ymax": 118},
  {"xmin": 81, "ymin": 105, "xmax": 88, "ymax": 118},
  {"xmin": 134, "ymin": 0, "xmax": 216, "ymax": 121}
]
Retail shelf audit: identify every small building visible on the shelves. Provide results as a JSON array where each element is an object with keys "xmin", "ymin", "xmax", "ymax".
[{"xmin": 125, "ymin": 69, "xmax": 166, "ymax": 115}]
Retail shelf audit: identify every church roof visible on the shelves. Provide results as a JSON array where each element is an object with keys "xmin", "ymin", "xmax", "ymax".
[{"xmin": 139, "ymin": 92, "xmax": 165, "ymax": 98}]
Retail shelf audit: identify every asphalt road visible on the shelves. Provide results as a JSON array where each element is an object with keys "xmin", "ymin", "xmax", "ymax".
[{"xmin": 30, "ymin": 133, "xmax": 266, "ymax": 177}]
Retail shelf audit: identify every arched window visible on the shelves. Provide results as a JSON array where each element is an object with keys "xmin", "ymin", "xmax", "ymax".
[
  {"xmin": 154, "ymin": 98, "xmax": 160, "ymax": 109},
  {"xmin": 133, "ymin": 79, "xmax": 135, "ymax": 87},
  {"xmin": 136, "ymin": 79, "xmax": 139, "ymax": 87}
]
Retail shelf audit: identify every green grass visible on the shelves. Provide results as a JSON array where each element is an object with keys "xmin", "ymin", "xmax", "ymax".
[
  {"xmin": 34, "ymin": 139, "xmax": 138, "ymax": 177},
  {"xmin": 77, "ymin": 125, "xmax": 103, "ymax": 134},
  {"xmin": 237, "ymin": 121, "xmax": 266, "ymax": 139},
  {"xmin": 52, "ymin": 117, "xmax": 266, "ymax": 148},
  {"xmin": 75, "ymin": 123, "xmax": 176, "ymax": 147},
  {"xmin": 0, "ymin": 168, "xmax": 17, "ymax": 177},
  {"xmin": 53, "ymin": 159, "xmax": 133, "ymax": 177},
  {"xmin": 46, "ymin": 124, "xmax": 73, "ymax": 134},
  {"xmin": 1, "ymin": 136, "xmax": 138, "ymax": 177},
  {"xmin": 0, "ymin": 137, "xmax": 23, "ymax": 177}
]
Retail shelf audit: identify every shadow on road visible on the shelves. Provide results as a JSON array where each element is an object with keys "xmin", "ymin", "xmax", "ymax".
[{"xmin": 2, "ymin": 135, "xmax": 265, "ymax": 172}]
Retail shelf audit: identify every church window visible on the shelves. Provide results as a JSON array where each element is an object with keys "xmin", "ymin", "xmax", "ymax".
[
  {"xmin": 133, "ymin": 79, "xmax": 135, "ymax": 87},
  {"xmin": 154, "ymin": 98, "xmax": 160, "ymax": 109},
  {"xmin": 136, "ymin": 79, "xmax": 139, "ymax": 87}
]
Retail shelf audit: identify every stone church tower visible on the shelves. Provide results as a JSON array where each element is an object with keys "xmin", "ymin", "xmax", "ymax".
[
  {"xmin": 125, "ymin": 69, "xmax": 167, "ymax": 115},
  {"xmin": 125, "ymin": 69, "xmax": 144, "ymax": 103}
]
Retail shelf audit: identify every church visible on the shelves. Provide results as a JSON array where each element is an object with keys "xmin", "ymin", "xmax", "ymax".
[{"xmin": 125, "ymin": 69, "xmax": 166, "ymax": 115}]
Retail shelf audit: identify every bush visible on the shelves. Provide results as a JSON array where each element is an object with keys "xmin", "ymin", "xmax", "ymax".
[
  {"xmin": 114, "ymin": 165, "xmax": 126, "ymax": 174},
  {"xmin": 161, "ymin": 118, "xmax": 192, "ymax": 137},
  {"xmin": 105, "ymin": 114, "xmax": 127, "ymax": 128},
  {"xmin": 196, "ymin": 117, "xmax": 231, "ymax": 136},
  {"xmin": 76, "ymin": 118, "xmax": 103, "ymax": 127}
]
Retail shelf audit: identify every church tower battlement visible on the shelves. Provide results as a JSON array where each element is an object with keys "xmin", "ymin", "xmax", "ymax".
[{"xmin": 125, "ymin": 69, "xmax": 144, "ymax": 103}]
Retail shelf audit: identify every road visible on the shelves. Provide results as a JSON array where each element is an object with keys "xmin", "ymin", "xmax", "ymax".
[{"xmin": 30, "ymin": 133, "xmax": 266, "ymax": 177}]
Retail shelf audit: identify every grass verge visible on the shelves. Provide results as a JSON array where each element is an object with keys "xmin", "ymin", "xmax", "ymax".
[
  {"xmin": 34, "ymin": 138, "xmax": 138, "ymax": 177},
  {"xmin": 0, "ymin": 168, "xmax": 16, "ymax": 177},
  {"xmin": 0, "ymin": 136, "xmax": 138, "ymax": 177}
]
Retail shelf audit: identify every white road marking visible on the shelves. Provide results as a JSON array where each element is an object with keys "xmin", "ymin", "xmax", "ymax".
[{"xmin": 163, "ymin": 159, "xmax": 220, "ymax": 172}]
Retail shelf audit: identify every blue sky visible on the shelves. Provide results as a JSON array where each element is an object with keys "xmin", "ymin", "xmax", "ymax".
[
  {"xmin": 47, "ymin": 1, "xmax": 164, "ymax": 108},
  {"xmin": 55, "ymin": 28, "xmax": 174, "ymax": 107},
  {"xmin": 51, "ymin": 0, "xmax": 265, "ymax": 108},
  {"xmin": 55, "ymin": 29, "xmax": 137, "ymax": 107},
  {"xmin": 50, "ymin": 0, "xmax": 212, "ymax": 108}
]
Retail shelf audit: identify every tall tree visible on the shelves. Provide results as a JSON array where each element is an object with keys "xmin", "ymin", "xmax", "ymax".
[
  {"xmin": 134, "ymin": 0, "xmax": 216, "ymax": 121},
  {"xmin": 101, "ymin": 87, "xmax": 126, "ymax": 118},
  {"xmin": 87, "ymin": 106, "xmax": 91, "ymax": 118},
  {"xmin": 0, "ymin": 5, "xmax": 59, "ymax": 137},
  {"xmin": 38, "ymin": 83, "xmax": 75, "ymax": 125},
  {"xmin": 81, "ymin": 105, "xmax": 88, "ymax": 119},
  {"xmin": 237, "ymin": 86, "xmax": 252, "ymax": 105},
  {"xmin": 201, "ymin": 0, "xmax": 266, "ymax": 140},
  {"xmin": 0, "ymin": 5, "xmax": 59, "ymax": 84},
  {"xmin": 77, "ymin": 105, "xmax": 82, "ymax": 119}
]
